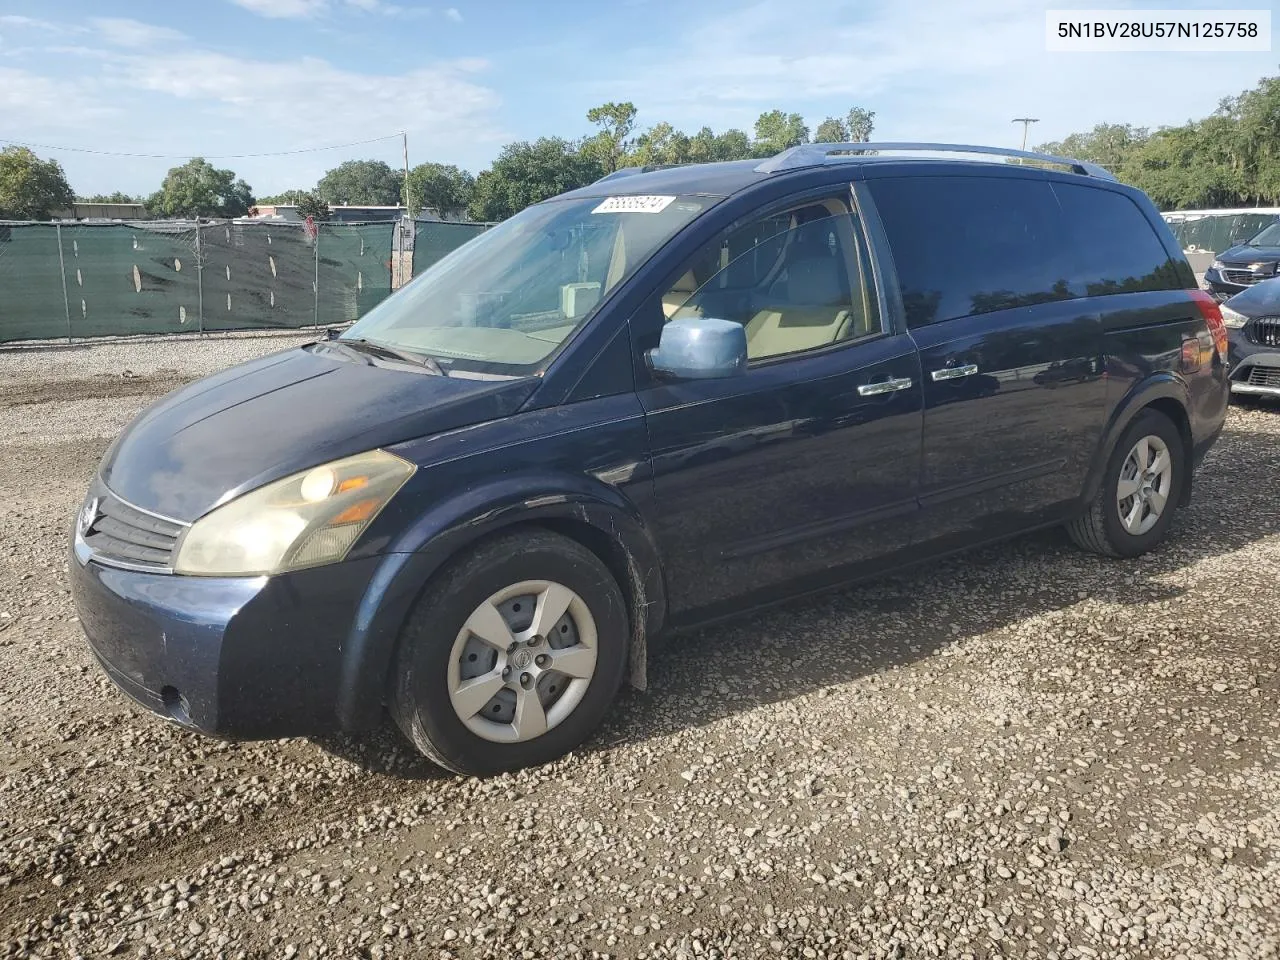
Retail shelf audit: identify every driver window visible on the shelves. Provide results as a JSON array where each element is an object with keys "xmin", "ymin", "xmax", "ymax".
[{"xmin": 662, "ymin": 198, "xmax": 880, "ymax": 361}]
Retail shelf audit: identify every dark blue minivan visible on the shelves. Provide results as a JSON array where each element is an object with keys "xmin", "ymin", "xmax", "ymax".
[{"xmin": 70, "ymin": 143, "xmax": 1231, "ymax": 775}]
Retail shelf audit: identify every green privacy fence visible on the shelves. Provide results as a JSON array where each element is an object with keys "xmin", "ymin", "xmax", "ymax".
[
  {"xmin": 0, "ymin": 218, "xmax": 492, "ymax": 344},
  {"xmin": 1163, "ymin": 210, "xmax": 1280, "ymax": 256}
]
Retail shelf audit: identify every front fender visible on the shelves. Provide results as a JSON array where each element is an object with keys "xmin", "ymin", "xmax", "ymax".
[{"xmin": 334, "ymin": 473, "xmax": 666, "ymax": 732}]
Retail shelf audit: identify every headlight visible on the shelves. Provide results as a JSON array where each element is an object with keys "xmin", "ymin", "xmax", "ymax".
[
  {"xmin": 1220, "ymin": 305, "xmax": 1248, "ymax": 329},
  {"xmin": 174, "ymin": 450, "xmax": 415, "ymax": 576},
  {"xmin": 1210, "ymin": 261, "xmax": 1225, "ymax": 273}
]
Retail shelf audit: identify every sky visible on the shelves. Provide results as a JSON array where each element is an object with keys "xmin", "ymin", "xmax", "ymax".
[{"xmin": 0, "ymin": 0, "xmax": 1275, "ymax": 198}]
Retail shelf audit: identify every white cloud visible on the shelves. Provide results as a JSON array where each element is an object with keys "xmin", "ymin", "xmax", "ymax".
[
  {"xmin": 5, "ymin": 38, "xmax": 505, "ymax": 196},
  {"xmin": 226, "ymin": 0, "xmax": 329, "ymax": 19},
  {"xmin": 91, "ymin": 18, "xmax": 187, "ymax": 48},
  {"xmin": 595, "ymin": 0, "xmax": 1277, "ymax": 153},
  {"xmin": 0, "ymin": 15, "xmax": 61, "ymax": 30},
  {"xmin": 445, "ymin": 7, "xmax": 463, "ymax": 22},
  {"xmin": 226, "ymin": 0, "xmax": 429, "ymax": 18}
]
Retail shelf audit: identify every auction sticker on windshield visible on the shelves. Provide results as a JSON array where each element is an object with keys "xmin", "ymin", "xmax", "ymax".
[{"xmin": 593, "ymin": 195, "xmax": 676, "ymax": 214}]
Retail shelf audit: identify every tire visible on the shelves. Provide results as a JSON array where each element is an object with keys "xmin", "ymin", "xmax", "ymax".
[
  {"xmin": 1067, "ymin": 409, "xmax": 1185, "ymax": 559},
  {"xmin": 390, "ymin": 529, "xmax": 628, "ymax": 776}
]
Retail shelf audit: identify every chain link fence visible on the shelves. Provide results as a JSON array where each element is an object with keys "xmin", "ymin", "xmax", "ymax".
[{"xmin": 0, "ymin": 218, "xmax": 492, "ymax": 344}]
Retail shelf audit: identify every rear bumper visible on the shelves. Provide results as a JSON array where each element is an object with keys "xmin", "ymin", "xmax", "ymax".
[{"xmin": 70, "ymin": 537, "xmax": 383, "ymax": 739}]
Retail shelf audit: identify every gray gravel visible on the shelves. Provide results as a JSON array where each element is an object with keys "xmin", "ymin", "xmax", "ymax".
[{"xmin": 0, "ymin": 335, "xmax": 1277, "ymax": 959}]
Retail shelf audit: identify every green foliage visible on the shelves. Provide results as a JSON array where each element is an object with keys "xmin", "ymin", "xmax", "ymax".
[
  {"xmin": 316, "ymin": 159, "xmax": 403, "ymax": 206},
  {"xmin": 813, "ymin": 117, "xmax": 848, "ymax": 143},
  {"xmin": 78, "ymin": 191, "xmax": 141, "ymax": 204},
  {"xmin": 583, "ymin": 102, "xmax": 638, "ymax": 173},
  {"xmin": 256, "ymin": 188, "xmax": 312, "ymax": 205},
  {"xmin": 813, "ymin": 108, "xmax": 875, "ymax": 144},
  {"xmin": 1039, "ymin": 73, "xmax": 1280, "ymax": 209},
  {"xmin": 752, "ymin": 110, "xmax": 810, "ymax": 155},
  {"xmin": 295, "ymin": 191, "xmax": 330, "ymax": 221},
  {"xmin": 146, "ymin": 158, "xmax": 252, "ymax": 218},
  {"xmin": 467, "ymin": 138, "xmax": 604, "ymax": 222},
  {"xmin": 0, "ymin": 146, "xmax": 75, "ymax": 219},
  {"xmin": 405, "ymin": 162, "xmax": 475, "ymax": 219},
  {"xmin": 846, "ymin": 108, "xmax": 875, "ymax": 142}
]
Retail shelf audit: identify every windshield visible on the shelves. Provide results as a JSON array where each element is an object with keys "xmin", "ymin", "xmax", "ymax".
[
  {"xmin": 1245, "ymin": 220, "xmax": 1280, "ymax": 247},
  {"xmin": 342, "ymin": 194, "xmax": 711, "ymax": 376}
]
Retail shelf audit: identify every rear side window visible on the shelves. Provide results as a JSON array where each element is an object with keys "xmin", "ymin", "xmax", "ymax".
[
  {"xmin": 867, "ymin": 176, "xmax": 1069, "ymax": 328},
  {"xmin": 1051, "ymin": 183, "xmax": 1184, "ymax": 296}
]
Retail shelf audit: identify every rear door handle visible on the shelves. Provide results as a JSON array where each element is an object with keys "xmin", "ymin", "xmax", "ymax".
[
  {"xmin": 857, "ymin": 376, "xmax": 914, "ymax": 396},
  {"xmin": 930, "ymin": 363, "xmax": 979, "ymax": 381}
]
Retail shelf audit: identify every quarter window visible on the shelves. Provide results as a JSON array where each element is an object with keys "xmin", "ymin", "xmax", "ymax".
[
  {"xmin": 1052, "ymin": 183, "xmax": 1183, "ymax": 296},
  {"xmin": 662, "ymin": 197, "xmax": 881, "ymax": 361}
]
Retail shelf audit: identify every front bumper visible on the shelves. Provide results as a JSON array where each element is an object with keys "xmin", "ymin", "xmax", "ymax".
[
  {"xmin": 1204, "ymin": 266, "xmax": 1278, "ymax": 301},
  {"xmin": 70, "ymin": 538, "xmax": 383, "ymax": 739},
  {"xmin": 1226, "ymin": 331, "xmax": 1280, "ymax": 398}
]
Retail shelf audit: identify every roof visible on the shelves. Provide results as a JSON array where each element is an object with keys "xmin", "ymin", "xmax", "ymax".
[
  {"xmin": 559, "ymin": 159, "xmax": 768, "ymax": 201},
  {"xmin": 558, "ymin": 142, "xmax": 1119, "ymax": 203}
]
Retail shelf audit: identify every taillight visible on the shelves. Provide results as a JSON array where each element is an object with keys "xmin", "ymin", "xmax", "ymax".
[{"xmin": 1189, "ymin": 289, "xmax": 1228, "ymax": 360}]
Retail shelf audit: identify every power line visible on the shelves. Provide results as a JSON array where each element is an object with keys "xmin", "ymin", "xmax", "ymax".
[{"xmin": 0, "ymin": 132, "xmax": 404, "ymax": 160}]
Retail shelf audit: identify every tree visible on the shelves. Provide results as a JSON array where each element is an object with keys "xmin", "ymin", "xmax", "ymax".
[
  {"xmin": 79, "ymin": 191, "xmax": 141, "ymax": 204},
  {"xmin": 845, "ymin": 107, "xmax": 875, "ymax": 142},
  {"xmin": 295, "ymin": 191, "xmax": 330, "ymax": 221},
  {"xmin": 813, "ymin": 117, "xmax": 848, "ymax": 143},
  {"xmin": 146, "ymin": 158, "xmax": 253, "ymax": 218},
  {"xmin": 584, "ymin": 101, "xmax": 638, "ymax": 173},
  {"xmin": 256, "ymin": 188, "xmax": 312, "ymax": 205},
  {"xmin": 753, "ymin": 110, "xmax": 809, "ymax": 156},
  {"xmin": 404, "ymin": 162, "xmax": 475, "ymax": 219},
  {"xmin": 813, "ymin": 107, "xmax": 874, "ymax": 144},
  {"xmin": 0, "ymin": 146, "xmax": 74, "ymax": 219},
  {"xmin": 316, "ymin": 159, "xmax": 403, "ymax": 206},
  {"xmin": 468, "ymin": 138, "xmax": 604, "ymax": 221},
  {"xmin": 714, "ymin": 128, "xmax": 753, "ymax": 161},
  {"xmin": 1037, "ymin": 123, "xmax": 1149, "ymax": 173}
]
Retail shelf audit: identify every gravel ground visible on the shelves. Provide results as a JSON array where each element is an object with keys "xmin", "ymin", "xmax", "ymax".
[{"xmin": 0, "ymin": 333, "xmax": 1277, "ymax": 960}]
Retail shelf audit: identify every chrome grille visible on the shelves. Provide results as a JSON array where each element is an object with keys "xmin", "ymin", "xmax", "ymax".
[
  {"xmin": 1222, "ymin": 267, "xmax": 1272, "ymax": 286},
  {"xmin": 81, "ymin": 490, "xmax": 185, "ymax": 571},
  {"xmin": 1250, "ymin": 318, "xmax": 1280, "ymax": 348},
  {"xmin": 1246, "ymin": 366, "xmax": 1280, "ymax": 389}
]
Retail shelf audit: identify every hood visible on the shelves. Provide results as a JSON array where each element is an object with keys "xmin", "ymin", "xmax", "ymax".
[
  {"xmin": 100, "ymin": 345, "xmax": 538, "ymax": 521},
  {"xmin": 1217, "ymin": 244, "xmax": 1280, "ymax": 266},
  {"xmin": 1224, "ymin": 275, "xmax": 1280, "ymax": 318}
]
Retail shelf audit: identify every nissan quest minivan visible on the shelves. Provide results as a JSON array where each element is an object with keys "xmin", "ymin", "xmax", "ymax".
[{"xmin": 70, "ymin": 143, "xmax": 1231, "ymax": 776}]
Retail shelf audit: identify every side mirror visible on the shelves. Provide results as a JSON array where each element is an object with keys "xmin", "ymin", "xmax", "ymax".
[{"xmin": 647, "ymin": 317, "xmax": 747, "ymax": 380}]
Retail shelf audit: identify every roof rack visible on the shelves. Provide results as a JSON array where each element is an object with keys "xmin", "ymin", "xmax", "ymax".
[{"xmin": 754, "ymin": 142, "xmax": 1116, "ymax": 180}]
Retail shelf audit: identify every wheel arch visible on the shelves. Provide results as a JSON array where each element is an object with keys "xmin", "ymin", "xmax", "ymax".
[
  {"xmin": 1084, "ymin": 373, "xmax": 1195, "ymax": 509},
  {"xmin": 334, "ymin": 478, "xmax": 666, "ymax": 732}
]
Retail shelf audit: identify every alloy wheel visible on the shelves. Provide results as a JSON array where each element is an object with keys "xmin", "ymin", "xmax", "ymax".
[{"xmin": 1115, "ymin": 434, "xmax": 1173, "ymax": 536}]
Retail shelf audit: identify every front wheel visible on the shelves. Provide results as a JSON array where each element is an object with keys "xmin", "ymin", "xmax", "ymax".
[
  {"xmin": 390, "ymin": 530, "xmax": 628, "ymax": 776},
  {"xmin": 1067, "ymin": 409, "xmax": 1184, "ymax": 558}
]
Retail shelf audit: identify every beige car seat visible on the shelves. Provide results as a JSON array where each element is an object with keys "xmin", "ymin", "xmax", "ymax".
[
  {"xmin": 745, "ymin": 255, "xmax": 861, "ymax": 359},
  {"xmin": 662, "ymin": 270, "xmax": 699, "ymax": 319}
]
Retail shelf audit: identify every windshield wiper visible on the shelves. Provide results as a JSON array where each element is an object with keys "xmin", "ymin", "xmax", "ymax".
[{"xmin": 342, "ymin": 338, "xmax": 446, "ymax": 376}]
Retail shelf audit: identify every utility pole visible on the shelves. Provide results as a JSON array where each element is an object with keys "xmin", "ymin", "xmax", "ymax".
[
  {"xmin": 1012, "ymin": 117, "xmax": 1040, "ymax": 151},
  {"xmin": 402, "ymin": 131, "xmax": 412, "ymax": 219}
]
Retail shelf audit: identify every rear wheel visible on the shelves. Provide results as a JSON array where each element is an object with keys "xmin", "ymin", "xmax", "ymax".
[
  {"xmin": 391, "ymin": 530, "xmax": 628, "ymax": 776},
  {"xmin": 1067, "ymin": 409, "xmax": 1184, "ymax": 558}
]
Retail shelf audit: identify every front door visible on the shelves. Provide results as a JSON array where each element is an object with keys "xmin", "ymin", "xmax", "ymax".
[{"xmin": 634, "ymin": 190, "xmax": 924, "ymax": 621}]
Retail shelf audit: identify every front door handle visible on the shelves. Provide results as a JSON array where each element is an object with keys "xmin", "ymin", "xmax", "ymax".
[
  {"xmin": 930, "ymin": 363, "xmax": 979, "ymax": 381},
  {"xmin": 857, "ymin": 376, "xmax": 914, "ymax": 396}
]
